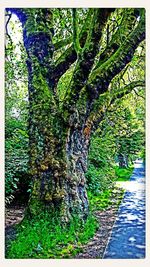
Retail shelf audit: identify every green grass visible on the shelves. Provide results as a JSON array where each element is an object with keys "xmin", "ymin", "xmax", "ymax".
[
  {"xmin": 88, "ymin": 186, "xmax": 125, "ymax": 211},
  {"xmin": 6, "ymin": 212, "xmax": 99, "ymax": 259},
  {"xmin": 114, "ymin": 166, "xmax": 134, "ymax": 181},
  {"xmin": 6, "ymin": 185, "xmax": 124, "ymax": 259},
  {"xmin": 6, "ymin": 166, "xmax": 127, "ymax": 259}
]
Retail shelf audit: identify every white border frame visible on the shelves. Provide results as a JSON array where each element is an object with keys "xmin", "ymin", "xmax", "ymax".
[{"xmin": 0, "ymin": 1, "xmax": 150, "ymax": 266}]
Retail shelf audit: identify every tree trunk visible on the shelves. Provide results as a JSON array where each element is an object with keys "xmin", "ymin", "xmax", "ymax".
[
  {"xmin": 21, "ymin": 20, "xmax": 89, "ymax": 221},
  {"xmin": 125, "ymin": 155, "xmax": 129, "ymax": 168},
  {"xmin": 27, "ymin": 120, "xmax": 90, "ymax": 221},
  {"xmin": 118, "ymin": 154, "xmax": 127, "ymax": 168}
]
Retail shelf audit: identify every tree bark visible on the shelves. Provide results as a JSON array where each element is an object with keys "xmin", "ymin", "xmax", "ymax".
[
  {"xmin": 27, "ymin": 115, "xmax": 91, "ymax": 221},
  {"xmin": 118, "ymin": 154, "xmax": 127, "ymax": 168}
]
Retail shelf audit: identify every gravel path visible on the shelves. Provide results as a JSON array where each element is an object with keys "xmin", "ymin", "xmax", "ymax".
[
  {"xmin": 75, "ymin": 187, "xmax": 124, "ymax": 259},
  {"xmin": 103, "ymin": 160, "xmax": 145, "ymax": 259}
]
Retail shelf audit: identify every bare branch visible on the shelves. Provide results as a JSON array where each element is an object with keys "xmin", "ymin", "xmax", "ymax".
[{"xmin": 133, "ymin": 88, "xmax": 145, "ymax": 99}]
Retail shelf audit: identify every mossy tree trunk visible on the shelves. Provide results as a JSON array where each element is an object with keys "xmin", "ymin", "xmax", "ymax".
[{"xmin": 7, "ymin": 8, "xmax": 145, "ymax": 221}]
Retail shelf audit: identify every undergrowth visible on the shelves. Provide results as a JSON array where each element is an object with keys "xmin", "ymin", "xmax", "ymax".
[
  {"xmin": 6, "ymin": 212, "xmax": 99, "ymax": 259},
  {"xmin": 88, "ymin": 186, "xmax": 124, "ymax": 211}
]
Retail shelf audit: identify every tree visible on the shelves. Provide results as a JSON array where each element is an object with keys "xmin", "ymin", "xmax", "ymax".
[
  {"xmin": 5, "ymin": 8, "xmax": 145, "ymax": 222},
  {"xmin": 86, "ymin": 82, "xmax": 145, "ymax": 194},
  {"xmin": 115, "ymin": 106, "xmax": 144, "ymax": 168},
  {"xmin": 102, "ymin": 49, "xmax": 145, "ymax": 168},
  {"xmin": 100, "ymin": 96, "xmax": 145, "ymax": 168}
]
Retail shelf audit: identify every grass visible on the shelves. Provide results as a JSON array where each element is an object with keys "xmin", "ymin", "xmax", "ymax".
[
  {"xmin": 88, "ymin": 186, "xmax": 125, "ymax": 212},
  {"xmin": 87, "ymin": 165, "xmax": 133, "ymax": 212},
  {"xmin": 6, "ymin": 166, "xmax": 127, "ymax": 259},
  {"xmin": 6, "ymin": 212, "xmax": 99, "ymax": 259},
  {"xmin": 6, "ymin": 185, "xmax": 124, "ymax": 259},
  {"xmin": 114, "ymin": 166, "xmax": 134, "ymax": 181}
]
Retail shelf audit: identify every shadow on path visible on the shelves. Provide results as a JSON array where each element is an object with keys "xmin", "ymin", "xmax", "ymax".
[{"xmin": 103, "ymin": 159, "xmax": 145, "ymax": 259}]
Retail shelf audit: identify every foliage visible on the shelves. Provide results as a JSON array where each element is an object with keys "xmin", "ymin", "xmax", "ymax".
[
  {"xmin": 106, "ymin": 93, "xmax": 145, "ymax": 166},
  {"xmin": 86, "ymin": 165, "xmax": 115, "ymax": 194},
  {"xmin": 86, "ymin": 133, "xmax": 116, "ymax": 194},
  {"xmin": 88, "ymin": 186, "xmax": 124, "ymax": 211},
  {"xmin": 6, "ymin": 212, "xmax": 98, "ymax": 259},
  {"xmin": 5, "ymin": 120, "xmax": 29, "ymax": 204},
  {"xmin": 86, "ymin": 86, "xmax": 144, "ymax": 194},
  {"xmin": 114, "ymin": 166, "xmax": 134, "ymax": 181},
  {"xmin": 5, "ymin": 14, "xmax": 29, "ymax": 204}
]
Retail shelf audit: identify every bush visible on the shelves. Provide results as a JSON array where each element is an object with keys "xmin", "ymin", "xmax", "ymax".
[
  {"xmin": 86, "ymin": 133, "xmax": 116, "ymax": 195},
  {"xmin": 5, "ymin": 121, "xmax": 30, "ymax": 205},
  {"xmin": 86, "ymin": 164, "xmax": 115, "ymax": 194},
  {"xmin": 114, "ymin": 166, "xmax": 134, "ymax": 181},
  {"xmin": 88, "ymin": 186, "xmax": 124, "ymax": 211}
]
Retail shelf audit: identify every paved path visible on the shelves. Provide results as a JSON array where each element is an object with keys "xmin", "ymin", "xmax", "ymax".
[{"xmin": 103, "ymin": 160, "xmax": 145, "ymax": 259}]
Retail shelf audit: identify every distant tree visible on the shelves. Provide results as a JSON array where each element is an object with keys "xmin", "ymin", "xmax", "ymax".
[{"xmin": 102, "ymin": 97, "xmax": 145, "ymax": 168}]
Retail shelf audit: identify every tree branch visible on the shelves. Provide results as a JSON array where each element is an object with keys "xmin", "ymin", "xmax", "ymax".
[
  {"xmin": 110, "ymin": 80, "xmax": 145, "ymax": 102},
  {"xmin": 92, "ymin": 80, "xmax": 145, "ymax": 132},
  {"xmin": 53, "ymin": 9, "xmax": 94, "ymax": 82},
  {"xmin": 94, "ymin": 8, "xmax": 140, "ymax": 70},
  {"xmin": 62, "ymin": 8, "xmax": 115, "ymax": 112},
  {"xmin": 86, "ymin": 10, "xmax": 145, "ymax": 106},
  {"xmin": 133, "ymin": 88, "xmax": 145, "ymax": 99},
  {"xmin": 53, "ymin": 36, "xmax": 72, "ymax": 51},
  {"xmin": 72, "ymin": 8, "xmax": 81, "ymax": 54},
  {"xmin": 5, "ymin": 13, "xmax": 12, "ymax": 43}
]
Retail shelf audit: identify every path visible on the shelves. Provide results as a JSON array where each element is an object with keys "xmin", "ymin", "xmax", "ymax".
[
  {"xmin": 5, "ymin": 206, "xmax": 25, "ymax": 254},
  {"xmin": 103, "ymin": 159, "xmax": 145, "ymax": 259}
]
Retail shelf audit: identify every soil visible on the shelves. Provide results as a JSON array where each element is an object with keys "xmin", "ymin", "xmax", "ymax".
[
  {"xmin": 5, "ymin": 205, "xmax": 26, "ymax": 254},
  {"xmin": 75, "ymin": 207, "xmax": 118, "ymax": 259},
  {"xmin": 5, "ymin": 206, "xmax": 26, "ymax": 228}
]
